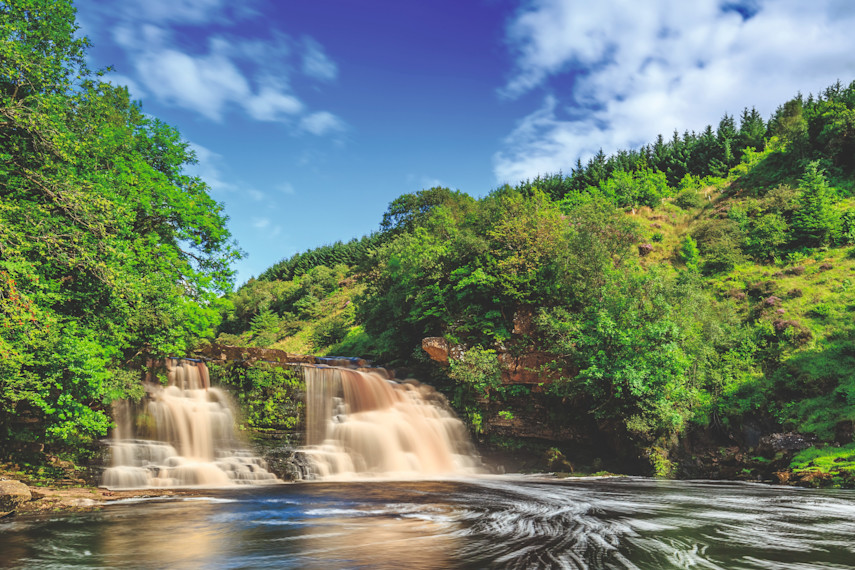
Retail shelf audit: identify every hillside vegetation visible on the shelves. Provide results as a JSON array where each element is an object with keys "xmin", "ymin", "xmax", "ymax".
[
  {"xmin": 221, "ymin": 80, "xmax": 855, "ymax": 483},
  {"xmin": 0, "ymin": 1, "xmax": 238, "ymax": 471}
]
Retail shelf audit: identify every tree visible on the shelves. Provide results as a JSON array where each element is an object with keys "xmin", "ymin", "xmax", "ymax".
[
  {"xmin": 791, "ymin": 162, "xmax": 838, "ymax": 247},
  {"xmin": 0, "ymin": 0, "xmax": 240, "ymax": 450}
]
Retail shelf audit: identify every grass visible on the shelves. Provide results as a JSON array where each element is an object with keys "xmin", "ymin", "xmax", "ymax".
[{"xmin": 790, "ymin": 443, "xmax": 855, "ymax": 487}]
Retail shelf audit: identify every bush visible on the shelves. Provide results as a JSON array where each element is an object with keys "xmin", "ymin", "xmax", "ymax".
[
  {"xmin": 311, "ymin": 316, "xmax": 351, "ymax": 349},
  {"xmin": 674, "ymin": 188, "xmax": 705, "ymax": 209}
]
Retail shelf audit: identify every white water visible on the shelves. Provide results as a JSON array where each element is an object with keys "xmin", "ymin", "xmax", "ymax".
[
  {"xmin": 101, "ymin": 359, "xmax": 278, "ymax": 489},
  {"xmin": 299, "ymin": 366, "xmax": 482, "ymax": 479}
]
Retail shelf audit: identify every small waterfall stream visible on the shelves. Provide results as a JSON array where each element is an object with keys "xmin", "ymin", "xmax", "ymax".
[
  {"xmin": 102, "ymin": 358, "xmax": 278, "ymax": 489},
  {"xmin": 299, "ymin": 365, "xmax": 482, "ymax": 479}
]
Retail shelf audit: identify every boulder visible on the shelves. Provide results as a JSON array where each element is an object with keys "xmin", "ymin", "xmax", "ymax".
[
  {"xmin": 0, "ymin": 479, "xmax": 32, "ymax": 516},
  {"xmin": 422, "ymin": 337, "xmax": 450, "ymax": 364},
  {"xmin": 757, "ymin": 432, "xmax": 817, "ymax": 456}
]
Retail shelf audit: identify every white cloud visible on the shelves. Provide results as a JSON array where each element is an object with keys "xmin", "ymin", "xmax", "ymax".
[
  {"xmin": 184, "ymin": 143, "xmax": 236, "ymax": 193},
  {"xmin": 300, "ymin": 111, "xmax": 346, "ymax": 136},
  {"xmin": 102, "ymin": 73, "xmax": 146, "ymax": 100},
  {"xmin": 277, "ymin": 182, "xmax": 296, "ymax": 195},
  {"xmin": 406, "ymin": 174, "xmax": 445, "ymax": 190},
  {"xmin": 245, "ymin": 82, "xmax": 304, "ymax": 121},
  {"xmin": 126, "ymin": 0, "xmax": 226, "ymax": 25},
  {"xmin": 136, "ymin": 48, "xmax": 251, "ymax": 121},
  {"xmin": 302, "ymin": 37, "xmax": 338, "ymax": 81},
  {"xmin": 252, "ymin": 217, "xmax": 271, "ymax": 230},
  {"xmin": 496, "ymin": 0, "xmax": 855, "ymax": 183},
  {"xmin": 81, "ymin": 1, "xmax": 346, "ymax": 133},
  {"xmin": 247, "ymin": 189, "xmax": 266, "ymax": 201}
]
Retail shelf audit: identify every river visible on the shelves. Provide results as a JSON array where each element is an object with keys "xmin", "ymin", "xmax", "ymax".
[{"xmin": 2, "ymin": 476, "xmax": 854, "ymax": 568}]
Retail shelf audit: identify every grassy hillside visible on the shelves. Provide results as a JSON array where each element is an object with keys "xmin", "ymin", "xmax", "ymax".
[{"xmin": 217, "ymin": 80, "xmax": 855, "ymax": 483}]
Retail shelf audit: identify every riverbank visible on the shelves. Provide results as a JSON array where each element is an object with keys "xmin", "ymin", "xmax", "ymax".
[{"xmin": 0, "ymin": 477, "xmax": 226, "ymax": 518}]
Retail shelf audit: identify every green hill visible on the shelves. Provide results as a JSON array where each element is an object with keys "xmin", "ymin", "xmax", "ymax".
[{"xmin": 219, "ymin": 80, "xmax": 855, "ymax": 484}]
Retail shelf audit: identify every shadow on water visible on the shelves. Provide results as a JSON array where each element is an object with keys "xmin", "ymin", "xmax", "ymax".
[{"xmin": 2, "ymin": 477, "xmax": 855, "ymax": 569}]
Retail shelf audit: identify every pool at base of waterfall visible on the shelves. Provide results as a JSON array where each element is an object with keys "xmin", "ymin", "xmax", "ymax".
[{"xmin": 3, "ymin": 476, "xmax": 855, "ymax": 569}]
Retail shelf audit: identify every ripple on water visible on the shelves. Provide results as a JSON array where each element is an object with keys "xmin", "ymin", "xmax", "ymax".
[{"xmin": 2, "ymin": 478, "xmax": 855, "ymax": 569}]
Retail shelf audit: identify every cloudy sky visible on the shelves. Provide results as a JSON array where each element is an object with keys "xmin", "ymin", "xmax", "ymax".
[{"xmin": 74, "ymin": 0, "xmax": 855, "ymax": 284}]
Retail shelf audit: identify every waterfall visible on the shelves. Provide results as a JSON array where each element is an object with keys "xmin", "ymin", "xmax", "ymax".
[
  {"xmin": 101, "ymin": 358, "xmax": 279, "ymax": 489},
  {"xmin": 299, "ymin": 365, "xmax": 482, "ymax": 479}
]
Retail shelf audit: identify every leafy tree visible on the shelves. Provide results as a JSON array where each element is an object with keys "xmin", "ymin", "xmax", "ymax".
[
  {"xmin": 0, "ymin": 0, "xmax": 239, "ymax": 451},
  {"xmin": 379, "ymin": 186, "xmax": 474, "ymax": 234}
]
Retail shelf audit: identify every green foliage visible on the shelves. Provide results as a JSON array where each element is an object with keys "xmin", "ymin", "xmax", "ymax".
[
  {"xmin": 691, "ymin": 218, "xmax": 746, "ymax": 274},
  {"xmin": 449, "ymin": 346, "xmax": 502, "ymax": 392},
  {"xmin": 790, "ymin": 444, "xmax": 855, "ymax": 487},
  {"xmin": 792, "ymin": 162, "xmax": 839, "ymax": 247},
  {"xmin": 647, "ymin": 446, "xmax": 677, "ymax": 478},
  {"xmin": 208, "ymin": 363, "xmax": 304, "ymax": 431},
  {"xmin": 225, "ymin": 78, "xmax": 855, "ymax": 475},
  {"xmin": 0, "ymin": 1, "xmax": 239, "ymax": 451},
  {"xmin": 538, "ymin": 266, "xmax": 749, "ymax": 443},
  {"xmin": 674, "ymin": 188, "xmax": 705, "ymax": 210},
  {"xmin": 745, "ymin": 212, "xmax": 788, "ymax": 261},
  {"xmin": 678, "ymin": 235, "xmax": 700, "ymax": 271},
  {"xmin": 597, "ymin": 168, "xmax": 671, "ymax": 209},
  {"xmin": 258, "ymin": 234, "xmax": 387, "ymax": 282}
]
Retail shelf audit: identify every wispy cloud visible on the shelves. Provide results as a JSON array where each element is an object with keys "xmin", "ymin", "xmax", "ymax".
[
  {"xmin": 406, "ymin": 174, "xmax": 445, "ymax": 191},
  {"xmin": 302, "ymin": 37, "xmax": 338, "ymax": 81},
  {"xmin": 251, "ymin": 217, "xmax": 271, "ymax": 230},
  {"xmin": 184, "ymin": 142, "xmax": 236, "ymax": 193},
  {"xmin": 277, "ymin": 182, "xmax": 296, "ymax": 195},
  {"xmin": 300, "ymin": 111, "xmax": 347, "ymax": 136},
  {"xmin": 81, "ymin": 0, "xmax": 346, "ymax": 135},
  {"xmin": 495, "ymin": 0, "xmax": 855, "ymax": 183}
]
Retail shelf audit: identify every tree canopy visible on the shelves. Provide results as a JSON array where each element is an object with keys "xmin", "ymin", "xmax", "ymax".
[{"xmin": 0, "ymin": 0, "xmax": 240, "ymax": 449}]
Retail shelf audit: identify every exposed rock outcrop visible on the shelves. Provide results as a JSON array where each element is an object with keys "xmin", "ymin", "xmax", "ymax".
[
  {"xmin": 193, "ymin": 344, "xmax": 317, "ymax": 365},
  {"xmin": 0, "ymin": 479, "xmax": 32, "ymax": 517},
  {"xmin": 421, "ymin": 337, "xmax": 451, "ymax": 364}
]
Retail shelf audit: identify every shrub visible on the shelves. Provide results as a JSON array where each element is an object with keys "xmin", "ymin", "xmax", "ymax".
[{"xmin": 674, "ymin": 188, "xmax": 705, "ymax": 209}]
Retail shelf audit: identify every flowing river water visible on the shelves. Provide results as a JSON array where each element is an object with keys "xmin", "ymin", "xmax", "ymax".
[{"xmin": 2, "ymin": 476, "xmax": 855, "ymax": 568}]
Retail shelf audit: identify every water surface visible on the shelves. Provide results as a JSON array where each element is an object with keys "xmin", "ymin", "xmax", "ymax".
[{"xmin": 2, "ymin": 477, "xmax": 854, "ymax": 569}]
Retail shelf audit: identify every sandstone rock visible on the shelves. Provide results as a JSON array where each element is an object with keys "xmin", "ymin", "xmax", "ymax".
[
  {"xmin": 0, "ymin": 479, "xmax": 32, "ymax": 516},
  {"xmin": 421, "ymin": 337, "xmax": 450, "ymax": 364}
]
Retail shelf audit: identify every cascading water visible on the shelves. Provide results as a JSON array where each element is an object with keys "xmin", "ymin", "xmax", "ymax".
[
  {"xmin": 101, "ymin": 358, "xmax": 279, "ymax": 489},
  {"xmin": 299, "ymin": 365, "xmax": 482, "ymax": 479}
]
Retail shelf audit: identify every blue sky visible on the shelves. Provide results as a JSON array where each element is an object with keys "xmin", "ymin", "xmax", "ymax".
[{"xmin": 73, "ymin": 0, "xmax": 855, "ymax": 285}]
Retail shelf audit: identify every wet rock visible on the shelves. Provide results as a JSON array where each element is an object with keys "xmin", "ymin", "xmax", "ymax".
[
  {"xmin": 0, "ymin": 479, "xmax": 32, "ymax": 516},
  {"xmin": 757, "ymin": 432, "xmax": 817, "ymax": 457}
]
